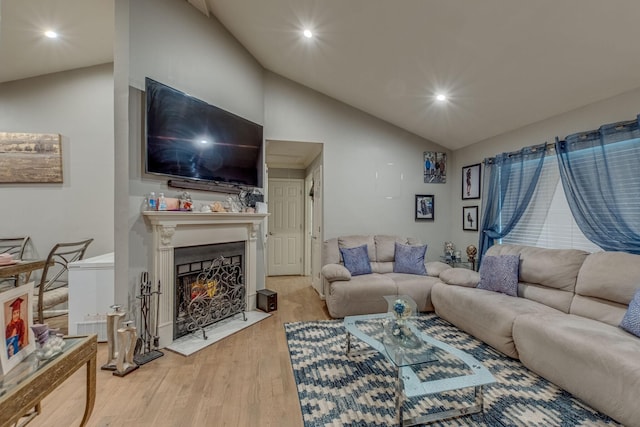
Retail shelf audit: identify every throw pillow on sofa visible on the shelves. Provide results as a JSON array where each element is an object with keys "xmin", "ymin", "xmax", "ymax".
[
  {"xmin": 620, "ymin": 288, "xmax": 640, "ymax": 338},
  {"xmin": 339, "ymin": 244, "xmax": 372, "ymax": 276},
  {"xmin": 477, "ymin": 254, "xmax": 520, "ymax": 297},
  {"xmin": 393, "ymin": 242, "xmax": 427, "ymax": 275}
]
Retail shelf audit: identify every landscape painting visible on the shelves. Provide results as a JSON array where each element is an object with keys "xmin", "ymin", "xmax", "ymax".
[{"xmin": 0, "ymin": 132, "xmax": 63, "ymax": 183}]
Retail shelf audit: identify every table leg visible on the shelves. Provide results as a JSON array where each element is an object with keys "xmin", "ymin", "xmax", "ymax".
[
  {"xmin": 346, "ymin": 332, "xmax": 352, "ymax": 355},
  {"xmin": 79, "ymin": 352, "xmax": 97, "ymax": 426},
  {"xmin": 395, "ymin": 366, "xmax": 404, "ymax": 426}
]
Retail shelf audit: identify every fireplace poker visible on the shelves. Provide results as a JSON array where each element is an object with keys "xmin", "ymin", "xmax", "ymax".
[{"xmin": 153, "ymin": 279, "xmax": 161, "ymax": 349}]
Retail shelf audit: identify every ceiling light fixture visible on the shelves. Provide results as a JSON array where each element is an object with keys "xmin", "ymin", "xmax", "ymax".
[
  {"xmin": 44, "ymin": 30, "xmax": 58, "ymax": 39},
  {"xmin": 436, "ymin": 94, "xmax": 447, "ymax": 102},
  {"xmin": 303, "ymin": 29, "xmax": 313, "ymax": 38}
]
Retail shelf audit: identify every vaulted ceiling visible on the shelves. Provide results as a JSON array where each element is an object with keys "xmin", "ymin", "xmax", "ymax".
[{"xmin": 4, "ymin": 0, "xmax": 640, "ymax": 152}]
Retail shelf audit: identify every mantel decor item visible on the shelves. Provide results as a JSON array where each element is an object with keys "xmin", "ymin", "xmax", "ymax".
[
  {"xmin": 0, "ymin": 283, "xmax": 36, "ymax": 374},
  {"xmin": 415, "ymin": 194, "xmax": 434, "ymax": 221},
  {"xmin": 0, "ymin": 132, "xmax": 63, "ymax": 183},
  {"xmin": 462, "ymin": 163, "xmax": 481, "ymax": 200},
  {"xmin": 463, "ymin": 206, "xmax": 479, "ymax": 231},
  {"xmin": 423, "ymin": 151, "xmax": 447, "ymax": 183}
]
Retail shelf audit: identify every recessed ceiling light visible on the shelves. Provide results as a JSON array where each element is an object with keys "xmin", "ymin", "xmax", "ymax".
[
  {"xmin": 303, "ymin": 29, "xmax": 313, "ymax": 38},
  {"xmin": 436, "ymin": 94, "xmax": 447, "ymax": 102},
  {"xmin": 44, "ymin": 30, "xmax": 58, "ymax": 39}
]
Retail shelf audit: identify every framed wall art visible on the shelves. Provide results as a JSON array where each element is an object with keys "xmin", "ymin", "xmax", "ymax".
[
  {"xmin": 423, "ymin": 151, "xmax": 446, "ymax": 183},
  {"xmin": 463, "ymin": 206, "xmax": 479, "ymax": 231},
  {"xmin": 462, "ymin": 163, "xmax": 481, "ymax": 200},
  {"xmin": 415, "ymin": 194, "xmax": 434, "ymax": 221},
  {"xmin": 0, "ymin": 132, "xmax": 63, "ymax": 183},
  {"xmin": 1, "ymin": 283, "xmax": 36, "ymax": 374}
]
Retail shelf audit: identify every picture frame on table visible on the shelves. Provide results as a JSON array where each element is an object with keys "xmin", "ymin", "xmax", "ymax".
[
  {"xmin": 0, "ymin": 282, "xmax": 36, "ymax": 374},
  {"xmin": 415, "ymin": 195, "xmax": 434, "ymax": 221},
  {"xmin": 462, "ymin": 163, "xmax": 481, "ymax": 200},
  {"xmin": 463, "ymin": 206, "xmax": 479, "ymax": 231}
]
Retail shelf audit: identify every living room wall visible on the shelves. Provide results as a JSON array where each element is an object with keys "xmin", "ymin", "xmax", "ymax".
[
  {"xmin": 120, "ymin": 0, "xmax": 265, "ymax": 305},
  {"xmin": 119, "ymin": 0, "xmax": 453, "ymax": 307},
  {"xmin": 0, "ymin": 64, "xmax": 114, "ymax": 263},
  {"xmin": 450, "ymin": 86, "xmax": 640, "ymax": 256},
  {"xmin": 264, "ymin": 72, "xmax": 452, "ymax": 257}
]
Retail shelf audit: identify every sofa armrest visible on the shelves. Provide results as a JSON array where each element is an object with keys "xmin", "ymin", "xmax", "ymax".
[
  {"xmin": 439, "ymin": 268, "xmax": 480, "ymax": 288},
  {"xmin": 321, "ymin": 263, "xmax": 352, "ymax": 282},
  {"xmin": 425, "ymin": 261, "xmax": 452, "ymax": 277}
]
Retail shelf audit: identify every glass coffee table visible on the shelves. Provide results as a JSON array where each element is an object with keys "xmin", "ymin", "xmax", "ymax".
[{"xmin": 344, "ymin": 298, "xmax": 495, "ymax": 426}]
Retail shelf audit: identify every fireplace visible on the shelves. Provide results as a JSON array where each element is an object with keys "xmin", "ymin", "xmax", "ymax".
[
  {"xmin": 143, "ymin": 211, "xmax": 268, "ymax": 348},
  {"xmin": 174, "ymin": 242, "xmax": 245, "ymax": 339}
]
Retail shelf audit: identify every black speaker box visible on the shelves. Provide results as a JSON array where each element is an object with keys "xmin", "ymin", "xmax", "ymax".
[{"xmin": 257, "ymin": 289, "xmax": 277, "ymax": 312}]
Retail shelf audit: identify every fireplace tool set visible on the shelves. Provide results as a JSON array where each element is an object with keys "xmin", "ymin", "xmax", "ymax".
[
  {"xmin": 134, "ymin": 271, "xmax": 164, "ymax": 365},
  {"xmin": 100, "ymin": 273, "xmax": 163, "ymax": 377}
]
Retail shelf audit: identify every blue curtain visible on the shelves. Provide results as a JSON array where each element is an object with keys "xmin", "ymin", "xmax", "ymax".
[
  {"xmin": 556, "ymin": 116, "xmax": 640, "ymax": 254},
  {"xmin": 478, "ymin": 144, "xmax": 548, "ymax": 265}
]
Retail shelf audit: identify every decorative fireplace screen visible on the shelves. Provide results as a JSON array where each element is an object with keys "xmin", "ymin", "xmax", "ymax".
[{"xmin": 174, "ymin": 254, "xmax": 245, "ymax": 340}]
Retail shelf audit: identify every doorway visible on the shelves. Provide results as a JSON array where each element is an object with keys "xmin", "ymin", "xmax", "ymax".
[{"xmin": 265, "ymin": 140, "xmax": 323, "ymax": 295}]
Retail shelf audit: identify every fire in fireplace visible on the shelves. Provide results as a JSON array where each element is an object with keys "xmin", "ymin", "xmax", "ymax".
[{"xmin": 174, "ymin": 242, "xmax": 246, "ymax": 339}]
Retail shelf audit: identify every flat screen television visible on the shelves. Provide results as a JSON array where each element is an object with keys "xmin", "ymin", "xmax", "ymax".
[{"xmin": 145, "ymin": 78, "xmax": 264, "ymax": 188}]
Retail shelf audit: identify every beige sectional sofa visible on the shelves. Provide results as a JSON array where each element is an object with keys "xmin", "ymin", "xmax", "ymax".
[
  {"xmin": 432, "ymin": 244, "xmax": 640, "ymax": 427},
  {"xmin": 321, "ymin": 235, "xmax": 451, "ymax": 318}
]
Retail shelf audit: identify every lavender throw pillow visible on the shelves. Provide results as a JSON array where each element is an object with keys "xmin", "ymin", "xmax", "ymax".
[
  {"xmin": 620, "ymin": 288, "xmax": 640, "ymax": 338},
  {"xmin": 339, "ymin": 244, "xmax": 372, "ymax": 276},
  {"xmin": 393, "ymin": 242, "xmax": 428, "ymax": 275},
  {"xmin": 477, "ymin": 254, "xmax": 520, "ymax": 297}
]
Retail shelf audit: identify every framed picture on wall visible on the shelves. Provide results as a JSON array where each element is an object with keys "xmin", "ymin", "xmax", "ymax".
[
  {"xmin": 0, "ymin": 283, "xmax": 36, "ymax": 374},
  {"xmin": 0, "ymin": 132, "xmax": 63, "ymax": 183},
  {"xmin": 463, "ymin": 206, "xmax": 478, "ymax": 231},
  {"xmin": 462, "ymin": 163, "xmax": 481, "ymax": 199},
  {"xmin": 423, "ymin": 151, "xmax": 447, "ymax": 183},
  {"xmin": 415, "ymin": 195, "xmax": 434, "ymax": 221}
]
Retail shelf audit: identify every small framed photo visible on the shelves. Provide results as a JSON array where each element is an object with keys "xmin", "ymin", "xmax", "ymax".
[
  {"xmin": 423, "ymin": 151, "xmax": 447, "ymax": 183},
  {"xmin": 462, "ymin": 163, "xmax": 481, "ymax": 200},
  {"xmin": 415, "ymin": 195, "xmax": 434, "ymax": 221},
  {"xmin": 463, "ymin": 206, "xmax": 479, "ymax": 231},
  {"xmin": 1, "ymin": 283, "xmax": 36, "ymax": 374}
]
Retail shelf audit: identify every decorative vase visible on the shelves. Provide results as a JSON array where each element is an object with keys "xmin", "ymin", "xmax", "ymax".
[{"xmin": 31, "ymin": 324, "xmax": 65, "ymax": 360}]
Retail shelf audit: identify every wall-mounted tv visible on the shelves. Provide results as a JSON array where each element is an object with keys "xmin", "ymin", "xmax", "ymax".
[{"xmin": 145, "ymin": 78, "xmax": 263, "ymax": 189}]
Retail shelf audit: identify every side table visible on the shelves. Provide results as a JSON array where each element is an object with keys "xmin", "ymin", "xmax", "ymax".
[
  {"xmin": 0, "ymin": 335, "xmax": 97, "ymax": 427},
  {"xmin": 439, "ymin": 257, "xmax": 475, "ymax": 271}
]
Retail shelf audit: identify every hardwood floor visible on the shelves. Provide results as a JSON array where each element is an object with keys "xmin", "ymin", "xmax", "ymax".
[{"xmin": 28, "ymin": 276, "xmax": 331, "ymax": 427}]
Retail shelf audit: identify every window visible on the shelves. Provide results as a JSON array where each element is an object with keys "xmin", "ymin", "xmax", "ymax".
[{"xmin": 502, "ymin": 152, "xmax": 602, "ymax": 253}]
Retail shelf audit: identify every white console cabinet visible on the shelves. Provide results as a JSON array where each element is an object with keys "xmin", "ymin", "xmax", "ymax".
[{"xmin": 68, "ymin": 252, "xmax": 114, "ymax": 341}]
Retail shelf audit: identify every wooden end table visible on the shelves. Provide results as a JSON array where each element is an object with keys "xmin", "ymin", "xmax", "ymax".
[{"xmin": 0, "ymin": 335, "xmax": 97, "ymax": 427}]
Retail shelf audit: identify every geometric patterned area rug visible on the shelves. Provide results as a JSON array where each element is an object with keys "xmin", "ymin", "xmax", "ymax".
[{"xmin": 285, "ymin": 314, "xmax": 622, "ymax": 427}]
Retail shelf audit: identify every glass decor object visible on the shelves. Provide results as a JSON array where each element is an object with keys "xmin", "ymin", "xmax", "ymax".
[{"xmin": 383, "ymin": 295, "xmax": 421, "ymax": 348}]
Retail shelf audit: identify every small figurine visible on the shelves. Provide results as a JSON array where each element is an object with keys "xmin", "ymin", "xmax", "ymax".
[
  {"xmin": 211, "ymin": 201, "xmax": 226, "ymax": 212},
  {"xmin": 444, "ymin": 241, "xmax": 455, "ymax": 259}
]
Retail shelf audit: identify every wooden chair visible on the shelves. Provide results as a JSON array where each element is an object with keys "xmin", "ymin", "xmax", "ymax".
[
  {"xmin": 0, "ymin": 236, "xmax": 32, "ymax": 287},
  {"xmin": 35, "ymin": 238, "xmax": 93, "ymax": 324}
]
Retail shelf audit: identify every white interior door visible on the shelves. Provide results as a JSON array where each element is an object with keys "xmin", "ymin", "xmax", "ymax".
[
  {"xmin": 268, "ymin": 178, "xmax": 304, "ymax": 276},
  {"xmin": 311, "ymin": 165, "xmax": 323, "ymax": 296}
]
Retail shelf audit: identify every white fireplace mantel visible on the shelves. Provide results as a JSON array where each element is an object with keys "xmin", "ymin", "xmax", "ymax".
[{"xmin": 143, "ymin": 211, "xmax": 268, "ymax": 348}]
